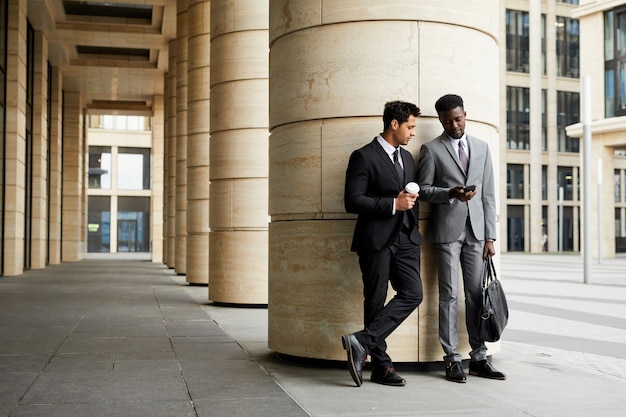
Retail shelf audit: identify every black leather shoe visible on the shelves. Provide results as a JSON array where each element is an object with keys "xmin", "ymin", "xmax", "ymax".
[
  {"xmin": 445, "ymin": 361, "xmax": 466, "ymax": 383},
  {"xmin": 469, "ymin": 360, "xmax": 506, "ymax": 380},
  {"xmin": 371, "ymin": 367, "xmax": 407, "ymax": 386},
  {"xmin": 341, "ymin": 334, "xmax": 367, "ymax": 387}
]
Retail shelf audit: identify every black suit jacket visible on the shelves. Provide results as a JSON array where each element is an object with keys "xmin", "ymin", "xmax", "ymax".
[{"xmin": 344, "ymin": 138, "xmax": 423, "ymax": 252}]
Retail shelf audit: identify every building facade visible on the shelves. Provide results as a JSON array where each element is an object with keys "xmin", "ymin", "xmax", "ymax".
[
  {"xmin": 86, "ymin": 115, "xmax": 155, "ymax": 256},
  {"xmin": 567, "ymin": 0, "xmax": 626, "ymax": 257},
  {"xmin": 0, "ymin": 0, "xmax": 623, "ymax": 363},
  {"xmin": 501, "ymin": 0, "xmax": 626, "ymax": 256}
]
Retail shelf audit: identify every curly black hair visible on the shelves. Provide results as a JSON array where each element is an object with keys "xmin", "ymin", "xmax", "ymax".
[{"xmin": 382, "ymin": 101, "xmax": 420, "ymax": 130}]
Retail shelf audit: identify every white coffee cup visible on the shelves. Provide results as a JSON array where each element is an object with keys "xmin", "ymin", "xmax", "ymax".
[{"xmin": 405, "ymin": 182, "xmax": 420, "ymax": 194}]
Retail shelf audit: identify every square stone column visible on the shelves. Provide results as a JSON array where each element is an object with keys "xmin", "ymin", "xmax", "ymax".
[
  {"xmin": 3, "ymin": 0, "xmax": 27, "ymax": 276},
  {"xmin": 30, "ymin": 31, "xmax": 49, "ymax": 269},
  {"xmin": 48, "ymin": 67, "xmax": 63, "ymax": 265},
  {"xmin": 152, "ymin": 95, "xmax": 165, "ymax": 263},
  {"xmin": 61, "ymin": 92, "xmax": 85, "ymax": 262}
]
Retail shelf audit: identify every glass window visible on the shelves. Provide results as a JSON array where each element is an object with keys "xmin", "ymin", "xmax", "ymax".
[
  {"xmin": 542, "ymin": 205, "xmax": 549, "ymax": 251},
  {"xmin": 95, "ymin": 115, "xmax": 150, "ymax": 131},
  {"xmin": 541, "ymin": 89, "xmax": 548, "ymax": 151},
  {"xmin": 89, "ymin": 146, "xmax": 112, "ymax": 189},
  {"xmin": 616, "ymin": 169, "xmax": 622, "ymax": 202},
  {"xmin": 506, "ymin": 86, "xmax": 530, "ymax": 150},
  {"xmin": 542, "ymin": 165, "xmax": 548, "ymax": 200},
  {"xmin": 507, "ymin": 205, "xmax": 525, "ymax": 252},
  {"xmin": 605, "ymin": 7, "xmax": 626, "ymax": 117},
  {"xmin": 118, "ymin": 196, "xmax": 150, "ymax": 252},
  {"xmin": 541, "ymin": 15, "xmax": 547, "ymax": 75},
  {"xmin": 557, "ymin": 91, "xmax": 580, "ymax": 152},
  {"xmin": 560, "ymin": 206, "xmax": 575, "ymax": 251},
  {"xmin": 117, "ymin": 147, "xmax": 150, "ymax": 190},
  {"xmin": 556, "ymin": 16, "xmax": 580, "ymax": 78},
  {"xmin": 557, "ymin": 0, "xmax": 579, "ymax": 5},
  {"xmin": 558, "ymin": 166, "xmax": 574, "ymax": 200},
  {"xmin": 88, "ymin": 196, "xmax": 111, "ymax": 253},
  {"xmin": 507, "ymin": 164, "xmax": 524, "ymax": 199},
  {"xmin": 506, "ymin": 10, "xmax": 529, "ymax": 73},
  {"xmin": 606, "ymin": 11, "xmax": 615, "ymax": 61}
]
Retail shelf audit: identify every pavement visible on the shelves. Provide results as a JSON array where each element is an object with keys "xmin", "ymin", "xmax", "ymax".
[{"xmin": 1, "ymin": 252, "xmax": 625, "ymax": 416}]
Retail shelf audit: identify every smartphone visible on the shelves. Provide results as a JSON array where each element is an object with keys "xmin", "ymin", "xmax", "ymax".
[{"xmin": 464, "ymin": 185, "xmax": 476, "ymax": 192}]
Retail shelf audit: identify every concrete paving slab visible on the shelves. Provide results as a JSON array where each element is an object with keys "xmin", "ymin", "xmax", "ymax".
[
  {"xmin": 1, "ymin": 253, "xmax": 626, "ymax": 417},
  {"xmin": 9, "ymin": 400, "xmax": 197, "ymax": 417}
]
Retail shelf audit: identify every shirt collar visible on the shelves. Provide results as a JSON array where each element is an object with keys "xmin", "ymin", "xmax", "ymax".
[
  {"xmin": 447, "ymin": 133, "xmax": 468, "ymax": 149},
  {"xmin": 376, "ymin": 134, "xmax": 398, "ymax": 156}
]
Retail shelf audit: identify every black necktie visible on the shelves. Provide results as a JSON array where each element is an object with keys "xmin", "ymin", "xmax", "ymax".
[
  {"xmin": 394, "ymin": 149, "xmax": 404, "ymax": 182},
  {"xmin": 394, "ymin": 149, "xmax": 411, "ymax": 229}
]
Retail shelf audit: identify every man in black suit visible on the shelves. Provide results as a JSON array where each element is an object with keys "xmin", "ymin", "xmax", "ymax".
[{"xmin": 341, "ymin": 101, "xmax": 423, "ymax": 387}]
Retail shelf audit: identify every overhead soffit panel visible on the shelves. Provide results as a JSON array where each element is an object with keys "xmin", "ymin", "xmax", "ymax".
[
  {"xmin": 63, "ymin": 1, "xmax": 153, "ymax": 20},
  {"xmin": 62, "ymin": 1, "xmax": 157, "ymax": 66},
  {"xmin": 35, "ymin": 0, "xmax": 176, "ymax": 112}
]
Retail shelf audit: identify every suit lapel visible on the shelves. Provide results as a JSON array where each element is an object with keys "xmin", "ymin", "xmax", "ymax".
[
  {"xmin": 465, "ymin": 135, "xmax": 477, "ymax": 178},
  {"xmin": 372, "ymin": 139, "xmax": 404, "ymax": 188},
  {"xmin": 397, "ymin": 149, "xmax": 408, "ymax": 187},
  {"xmin": 441, "ymin": 135, "xmax": 466, "ymax": 177}
]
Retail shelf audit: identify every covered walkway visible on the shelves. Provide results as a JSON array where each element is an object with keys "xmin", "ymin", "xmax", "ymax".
[{"xmin": 1, "ymin": 253, "xmax": 626, "ymax": 416}]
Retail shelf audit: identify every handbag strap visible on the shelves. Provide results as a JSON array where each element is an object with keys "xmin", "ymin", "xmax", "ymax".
[
  {"xmin": 488, "ymin": 255, "xmax": 498, "ymax": 282},
  {"xmin": 482, "ymin": 254, "xmax": 495, "ymax": 289}
]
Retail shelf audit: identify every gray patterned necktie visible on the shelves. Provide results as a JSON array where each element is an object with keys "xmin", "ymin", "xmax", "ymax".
[{"xmin": 458, "ymin": 140, "xmax": 468, "ymax": 173}]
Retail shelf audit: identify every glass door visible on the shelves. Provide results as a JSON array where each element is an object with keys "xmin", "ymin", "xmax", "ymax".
[{"xmin": 118, "ymin": 219, "xmax": 138, "ymax": 252}]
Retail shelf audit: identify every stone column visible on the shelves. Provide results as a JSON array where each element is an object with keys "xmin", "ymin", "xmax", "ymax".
[
  {"xmin": 529, "ymin": 0, "xmax": 543, "ymax": 253},
  {"xmin": 3, "ymin": 0, "xmax": 27, "ymax": 275},
  {"xmin": 209, "ymin": 0, "xmax": 269, "ymax": 303},
  {"xmin": 162, "ymin": 76, "xmax": 169, "ymax": 264},
  {"xmin": 152, "ymin": 95, "xmax": 165, "ymax": 263},
  {"xmin": 268, "ymin": 0, "xmax": 500, "ymax": 361},
  {"xmin": 176, "ymin": 0, "xmax": 189, "ymax": 275},
  {"xmin": 48, "ymin": 66, "xmax": 63, "ymax": 265},
  {"xmin": 30, "ymin": 31, "xmax": 49, "ymax": 269},
  {"xmin": 186, "ymin": 0, "xmax": 210, "ymax": 284},
  {"xmin": 546, "ymin": 1, "xmax": 559, "ymax": 251},
  {"xmin": 166, "ymin": 40, "xmax": 177, "ymax": 268},
  {"xmin": 61, "ymin": 92, "xmax": 85, "ymax": 262}
]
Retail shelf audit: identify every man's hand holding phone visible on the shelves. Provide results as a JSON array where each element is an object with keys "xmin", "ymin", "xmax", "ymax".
[
  {"xmin": 463, "ymin": 185, "xmax": 476, "ymax": 192},
  {"xmin": 450, "ymin": 185, "xmax": 477, "ymax": 202}
]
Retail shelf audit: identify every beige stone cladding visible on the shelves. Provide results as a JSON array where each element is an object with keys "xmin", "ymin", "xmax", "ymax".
[
  {"xmin": 267, "ymin": 0, "xmax": 501, "ymax": 361},
  {"xmin": 186, "ymin": 0, "xmax": 211, "ymax": 284},
  {"xmin": 176, "ymin": 0, "xmax": 189, "ymax": 276},
  {"xmin": 209, "ymin": 0, "xmax": 269, "ymax": 304}
]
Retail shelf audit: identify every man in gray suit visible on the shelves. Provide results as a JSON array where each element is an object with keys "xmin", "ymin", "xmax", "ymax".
[{"xmin": 416, "ymin": 94, "xmax": 505, "ymax": 383}]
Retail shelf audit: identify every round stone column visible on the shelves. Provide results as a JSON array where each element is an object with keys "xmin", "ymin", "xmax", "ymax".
[
  {"xmin": 176, "ymin": 0, "xmax": 189, "ymax": 276},
  {"xmin": 166, "ymin": 40, "xmax": 177, "ymax": 269},
  {"xmin": 268, "ymin": 0, "xmax": 501, "ymax": 362},
  {"xmin": 209, "ymin": 0, "xmax": 269, "ymax": 304},
  {"xmin": 186, "ymin": 0, "xmax": 211, "ymax": 284}
]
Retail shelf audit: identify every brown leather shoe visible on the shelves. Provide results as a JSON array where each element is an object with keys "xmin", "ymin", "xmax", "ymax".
[
  {"xmin": 370, "ymin": 367, "xmax": 407, "ymax": 386},
  {"xmin": 469, "ymin": 360, "xmax": 506, "ymax": 380},
  {"xmin": 445, "ymin": 361, "xmax": 466, "ymax": 383}
]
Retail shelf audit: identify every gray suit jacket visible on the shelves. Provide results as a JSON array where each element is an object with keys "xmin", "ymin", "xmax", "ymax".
[{"xmin": 415, "ymin": 133, "xmax": 496, "ymax": 244}]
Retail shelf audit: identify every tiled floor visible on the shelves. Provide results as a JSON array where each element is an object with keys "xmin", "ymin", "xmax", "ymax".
[{"xmin": 1, "ymin": 253, "xmax": 626, "ymax": 416}]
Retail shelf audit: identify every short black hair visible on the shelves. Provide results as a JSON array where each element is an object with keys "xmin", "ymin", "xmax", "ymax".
[
  {"xmin": 383, "ymin": 101, "xmax": 420, "ymax": 130},
  {"xmin": 435, "ymin": 94, "xmax": 464, "ymax": 115}
]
